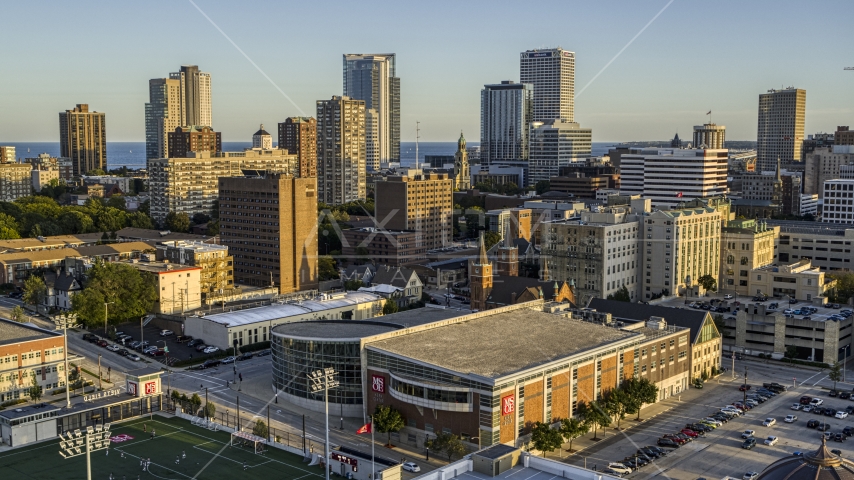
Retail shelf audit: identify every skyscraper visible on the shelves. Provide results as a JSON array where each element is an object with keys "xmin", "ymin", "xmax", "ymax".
[
  {"xmin": 480, "ymin": 81, "xmax": 533, "ymax": 165},
  {"xmin": 757, "ymin": 87, "xmax": 806, "ymax": 171},
  {"xmin": 520, "ymin": 48, "xmax": 575, "ymax": 122},
  {"xmin": 527, "ymin": 120, "xmax": 591, "ymax": 186},
  {"xmin": 278, "ymin": 117, "xmax": 317, "ymax": 178},
  {"xmin": 375, "ymin": 173, "xmax": 453, "ymax": 250},
  {"xmin": 343, "ymin": 54, "xmax": 399, "ymax": 168},
  {"xmin": 219, "ymin": 173, "xmax": 318, "ymax": 293},
  {"xmin": 169, "ymin": 65, "xmax": 212, "ymax": 127},
  {"xmin": 145, "ymin": 78, "xmax": 182, "ymax": 160},
  {"xmin": 316, "ymin": 96, "xmax": 366, "ymax": 204},
  {"xmin": 59, "ymin": 104, "xmax": 106, "ymax": 176}
]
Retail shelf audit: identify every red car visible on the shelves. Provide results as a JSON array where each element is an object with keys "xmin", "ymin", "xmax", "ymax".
[
  {"xmin": 680, "ymin": 429, "xmax": 700, "ymax": 438},
  {"xmin": 96, "ymin": 339, "xmax": 108, "ymax": 347},
  {"xmin": 663, "ymin": 434, "xmax": 688, "ymax": 444},
  {"xmin": 739, "ymin": 385, "xmax": 751, "ymax": 391},
  {"xmin": 801, "ymin": 396, "xmax": 813, "ymax": 405}
]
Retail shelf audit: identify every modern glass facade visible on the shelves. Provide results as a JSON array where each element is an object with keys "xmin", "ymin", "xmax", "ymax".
[{"xmin": 272, "ymin": 336, "xmax": 363, "ymax": 405}]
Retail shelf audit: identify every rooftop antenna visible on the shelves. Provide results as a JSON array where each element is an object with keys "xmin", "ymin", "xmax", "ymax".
[{"xmin": 415, "ymin": 121, "xmax": 421, "ymax": 170}]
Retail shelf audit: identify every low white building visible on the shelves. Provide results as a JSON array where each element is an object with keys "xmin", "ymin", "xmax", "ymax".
[{"xmin": 184, "ymin": 291, "xmax": 385, "ymax": 350}]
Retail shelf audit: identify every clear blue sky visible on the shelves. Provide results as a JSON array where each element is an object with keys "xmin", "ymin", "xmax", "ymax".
[{"xmin": 1, "ymin": 0, "xmax": 852, "ymax": 142}]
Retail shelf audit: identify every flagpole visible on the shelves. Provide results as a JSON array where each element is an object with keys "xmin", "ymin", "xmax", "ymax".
[{"xmin": 371, "ymin": 416, "xmax": 375, "ymax": 480}]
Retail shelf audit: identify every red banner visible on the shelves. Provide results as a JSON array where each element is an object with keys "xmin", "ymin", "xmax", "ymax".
[
  {"xmin": 502, "ymin": 394, "xmax": 515, "ymax": 415},
  {"xmin": 371, "ymin": 375, "xmax": 385, "ymax": 393}
]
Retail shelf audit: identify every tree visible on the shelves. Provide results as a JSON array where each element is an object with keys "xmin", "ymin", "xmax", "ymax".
[
  {"xmin": 10, "ymin": 306, "xmax": 26, "ymax": 323},
  {"xmin": 86, "ymin": 168, "xmax": 106, "ymax": 176},
  {"xmin": 713, "ymin": 314, "xmax": 728, "ymax": 336},
  {"xmin": 343, "ymin": 280, "xmax": 364, "ymax": 291},
  {"xmin": 138, "ymin": 199, "xmax": 151, "ymax": 216},
  {"xmin": 427, "ymin": 432, "xmax": 467, "ymax": 462},
  {"xmin": 483, "ymin": 231, "xmax": 502, "ymax": 251},
  {"xmin": 0, "ymin": 212, "xmax": 20, "ymax": 239},
  {"xmin": 170, "ymin": 389, "xmax": 181, "ymax": 405},
  {"xmin": 577, "ymin": 401, "xmax": 611, "ymax": 440},
  {"xmin": 559, "ymin": 417, "xmax": 588, "ymax": 453},
  {"xmin": 72, "ymin": 262, "xmax": 157, "ymax": 329},
  {"xmin": 603, "ymin": 388, "xmax": 630, "ymax": 429},
  {"xmin": 530, "ymin": 421, "xmax": 563, "ymax": 457},
  {"xmin": 22, "ymin": 275, "xmax": 46, "ymax": 307},
  {"xmin": 190, "ymin": 393, "xmax": 202, "ymax": 413},
  {"xmin": 318, "ymin": 256, "xmax": 338, "ymax": 281},
  {"xmin": 106, "ymin": 196, "xmax": 127, "ymax": 210},
  {"xmin": 373, "ymin": 405, "xmax": 404, "ymax": 446},
  {"xmin": 784, "ymin": 345, "xmax": 799, "ymax": 360},
  {"xmin": 606, "ymin": 285, "xmax": 631, "ymax": 302},
  {"xmin": 206, "ymin": 220, "xmax": 220, "ymax": 236},
  {"xmin": 697, "ymin": 274, "xmax": 717, "ymax": 292},
  {"xmin": 623, "ymin": 377, "xmax": 659, "ymax": 421},
  {"xmin": 26, "ymin": 371, "xmax": 43, "ymax": 403},
  {"xmin": 252, "ymin": 420, "xmax": 269, "ymax": 439},
  {"xmin": 535, "ymin": 180, "xmax": 551, "ymax": 195},
  {"xmin": 204, "ymin": 401, "xmax": 216, "ymax": 419},
  {"xmin": 382, "ymin": 299, "xmax": 399, "ymax": 315},
  {"xmin": 828, "ymin": 271, "xmax": 854, "ymax": 304},
  {"xmin": 128, "ymin": 212, "xmax": 154, "ymax": 230},
  {"xmin": 164, "ymin": 212, "xmax": 190, "ymax": 233},
  {"xmin": 829, "ymin": 361, "xmax": 843, "ymax": 391},
  {"xmin": 192, "ymin": 213, "xmax": 211, "ymax": 225}
]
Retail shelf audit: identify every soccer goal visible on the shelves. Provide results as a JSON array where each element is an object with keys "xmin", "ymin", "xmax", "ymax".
[{"xmin": 230, "ymin": 431, "xmax": 266, "ymax": 454}]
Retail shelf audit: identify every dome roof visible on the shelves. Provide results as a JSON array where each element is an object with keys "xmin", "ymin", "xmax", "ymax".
[
  {"xmin": 254, "ymin": 124, "xmax": 270, "ymax": 136},
  {"xmin": 758, "ymin": 437, "xmax": 854, "ymax": 480}
]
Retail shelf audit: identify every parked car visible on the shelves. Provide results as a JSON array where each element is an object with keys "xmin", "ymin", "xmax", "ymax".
[
  {"xmin": 724, "ymin": 294, "xmax": 734, "ymax": 300},
  {"xmin": 739, "ymin": 384, "xmax": 752, "ymax": 392},
  {"xmin": 159, "ymin": 329, "xmax": 174, "ymax": 336},
  {"xmin": 835, "ymin": 433, "xmax": 847, "ymax": 443},
  {"xmin": 742, "ymin": 430, "xmax": 756, "ymax": 439},
  {"xmin": 202, "ymin": 359, "xmax": 221, "ymax": 369},
  {"xmin": 128, "ymin": 354, "xmax": 142, "ymax": 361},
  {"xmin": 742, "ymin": 438, "xmax": 757, "ymax": 449},
  {"xmin": 106, "ymin": 344, "xmax": 120, "ymax": 352},
  {"xmin": 195, "ymin": 344, "xmax": 208, "ymax": 352},
  {"xmin": 836, "ymin": 411, "xmax": 849, "ymax": 419},
  {"xmin": 843, "ymin": 426, "xmax": 854, "ymax": 437},
  {"xmin": 762, "ymin": 418, "xmax": 777, "ymax": 427},
  {"xmin": 843, "ymin": 392, "xmax": 853, "ymax": 400},
  {"xmin": 818, "ymin": 423, "xmax": 831, "ymax": 431},
  {"xmin": 152, "ymin": 349, "xmax": 166, "ymax": 357},
  {"xmin": 743, "ymin": 473, "xmax": 759, "ymax": 480},
  {"xmin": 688, "ymin": 423, "xmax": 711, "ymax": 433},
  {"xmin": 811, "ymin": 398, "xmax": 824, "ymax": 406},
  {"xmin": 220, "ymin": 356, "xmax": 237, "ymax": 364},
  {"xmin": 802, "ymin": 405, "xmax": 814, "ymax": 413},
  {"xmin": 143, "ymin": 346, "xmax": 158, "ymax": 355},
  {"xmin": 801, "ymin": 396, "xmax": 814, "ymax": 405},
  {"xmin": 807, "ymin": 420, "xmax": 820, "ymax": 428},
  {"xmin": 203, "ymin": 346, "xmax": 219, "ymax": 354},
  {"xmin": 825, "ymin": 409, "xmax": 838, "ymax": 417},
  {"xmin": 129, "ymin": 341, "xmax": 142, "ymax": 349},
  {"xmin": 764, "ymin": 436, "xmax": 779, "ymax": 446},
  {"xmin": 657, "ymin": 438, "xmax": 680, "ymax": 448},
  {"xmin": 402, "ymin": 462, "xmax": 420, "ymax": 473},
  {"xmin": 601, "ymin": 469, "xmax": 624, "ymax": 478},
  {"xmin": 681, "ymin": 428, "xmax": 700, "ymax": 438},
  {"xmin": 118, "ymin": 349, "xmax": 129, "ymax": 357},
  {"xmin": 645, "ymin": 446, "xmax": 668, "ymax": 457},
  {"xmin": 608, "ymin": 463, "xmax": 632, "ymax": 475},
  {"xmin": 785, "ymin": 415, "xmax": 798, "ymax": 423},
  {"xmin": 176, "ymin": 335, "xmax": 193, "ymax": 343},
  {"xmin": 187, "ymin": 338, "xmax": 204, "ymax": 347},
  {"xmin": 639, "ymin": 447, "xmax": 661, "ymax": 458},
  {"xmin": 791, "ymin": 403, "xmax": 802, "ymax": 410},
  {"xmin": 256, "ymin": 350, "xmax": 271, "ymax": 357},
  {"xmin": 830, "ymin": 390, "xmax": 839, "ymax": 397},
  {"xmin": 237, "ymin": 352, "xmax": 254, "ymax": 361}
]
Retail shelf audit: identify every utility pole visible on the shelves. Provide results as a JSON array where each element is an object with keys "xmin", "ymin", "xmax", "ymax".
[
  {"xmin": 103, "ymin": 302, "xmax": 113, "ymax": 334},
  {"xmin": 98, "ymin": 355, "xmax": 102, "ymax": 390},
  {"xmin": 743, "ymin": 366, "xmax": 748, "ymax": 405}
]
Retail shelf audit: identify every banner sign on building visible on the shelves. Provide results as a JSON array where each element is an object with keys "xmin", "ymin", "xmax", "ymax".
[
  {"xmin": 501, "ymin": 394, "xmax": 515, "ymax": 416},
  {"xmin": 371, "ymin": 375, "xmax": 385, "ymax": 393}
]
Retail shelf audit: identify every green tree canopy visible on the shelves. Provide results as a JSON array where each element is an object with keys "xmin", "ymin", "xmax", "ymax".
[
  {"xmin": 577, "ymin": 401, "xmax": 611, "ymax": 440},
  {"xmin": 559, "ymin": 417, "xmax": 588, "ymax": 453},
  {"xmin": 427, "ymin": 432, "xmax": 467, "ymax": 462},
  {"xmin": 26, "ymin": 371, "xmax": 43, "ymax": 402},
  {"xmin": 829, "ymin": 361, "xmax": 843, "ymax": 391},
  {"xmin": 204, "ymin": 401, "xmax": 216, "ymax": 419},
  {"xmin": 483, "ymin": 231, "xmax": 502, "ymax": 251},
  {"xmin": 606, "ymin": 285, "xmax": 631, "ymax": 302},
  {"xmin": 318, "ymin": 256, "xmax": 338, "ymax": 281},
  {"xmin": 72, "ymin": 262, "xmax": 157, "ymax": 329},
  {"xmin": 343, "ymin": 280, "xmax": 364, "ymax": 291},
  {"xmin": 106, "ymin": 196, "xmax": 127, "ymax": 210},
  {"xmin": 10, "ymin": 306, "xmax": 26, "ymax": 323},
  {"xmin": 22, "ymin": 275, "xmax": 46, "ymax": 306},
  {"xmin": 535, "ymin": 181, "xmax": 551, "ymax": 195},
  {"xmin": 530, "ymin": 421, "xmax": 564, "ymax": 457},
  {"xmin": 622, "ymin": 377, "xmax": 659, "ymax": 420},
  {"xmin": 253, "ymin": 420, "xmax": 269, "ymax": 439},
  {"xmin": 373, "ymin": 405, "xmax": 405, "ymax": 446},
  {"xmin": 382, "ymin": 299, "xmax": 399, "ymax": 315},
  {"xmin": 165, "ymin": 212, "xmax": 191, "ymax": 233},
  {"xmin": 697, "ymin": 274, "xmax": 717, "ymax": 292},
  {"xmin": 0, "ymin": 213, "xmax": 21, "ymax": 239},
  {"xmin": 829, "ymin": 271, "xmax": 854, "ymax": 304},
  {"xmin": 603, "ymin": 387, "xmax": 630, "ymax": 429}
]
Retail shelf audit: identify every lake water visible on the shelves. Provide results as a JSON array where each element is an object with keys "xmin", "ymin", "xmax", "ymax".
[{"xmin": 1, "ymin": 141, "xmax": 618, "ymax": 170}]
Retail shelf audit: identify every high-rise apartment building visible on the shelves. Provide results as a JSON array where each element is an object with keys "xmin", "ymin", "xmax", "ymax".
[
  {"xmin": 278, "ymin": 117, "xmax": 317, "ymax": 178},
  {"xmin": 643, "ymin": 207, "xmax": 722, "ymax": 300},
  {"xmin": 540, "ymin": 207, "xmax": 640, "ymax": 304},
  {"xmin": 837, "ymin": 126, "xmax": 854, "ymax": 146},
  {"xmin": 822, "ymin": 179, "xmax": 854, "ymax": 224},
  {"xmin": 169, "ymin": 65, "xmax": 212, "ymax": 127},
  {"xmin": 59, "ymin": 104, "xmax": 106, "ymax": 176},
  {"xmin": 693, "ymin": 123, "xmax": 726, "ymax": 149},
  {"xmin": 527, "ymin": 120, "xmax": 592, "ymax": 186},
  {"xmin": 804, "ymin": 145, "xmax": 854, "ymax": 196},
  {"xmin": 374, "ymin": 173, "xmax": 453, "ymax": 250},
  {"xmin": 219, "ymin": 173, "xmax": 318, "ymax": 293},
  {"xmin": 343, "ymin": 54, "xmax": 400, "ymax": 168},
  {"xmin": 167, "ymin": 125, "xmax": 221, "ymax": 158},
  {"xmin": 480, "ymin": 81, "xmax": 533, "ymax": 166},
  {"xmin": 252, "ymin": 125, "xmax": 272, "ymax": 150},
  {"xmin": 316, "ymin": 96, "xmax": 366, "ymax": 204},
  {"xmin": 520, "ymin": 48, "xmax": 575, "ymax": 122},
  {"xmin": 757, "ymin": 88, "xmax": 806, "ymax": 171},
  {"xmin": 619, "ymin": 148, "xmax": 728, "ymax": 209},
  {"xmin": 145, "ymin": 78, "xmax": 182, "ymax": 160},
  {"xmin": 147, "ymin": 149, "xmax": 298, "ymax": 225},
  {"xmin": 0, "ymin": 161, "xmax": 33, "ymax": 202}
]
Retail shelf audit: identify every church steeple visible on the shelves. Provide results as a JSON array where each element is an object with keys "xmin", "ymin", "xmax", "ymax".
[
  {"xmin": 470, "ymin": 233, "xmax": 493, "ymax": 311},
  {"xmin": 458, "ymin": 131, "xmax": 466, "ymax": 151},
  {"xmin": 454, "ymin": 131, "xmax": 471, "ymax": 191}
]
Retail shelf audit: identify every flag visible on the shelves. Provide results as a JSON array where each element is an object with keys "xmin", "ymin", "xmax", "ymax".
[
  {"xmin": 356, "ymin": 422, "xmax": 372, "ymax": 434},
  {"xmin": 676, "ymin": 192, "xmax": 683, "ymax": 198},
  {"xmin": 706, "ymin": 110, "xmax": 711, "ymax": 115}
]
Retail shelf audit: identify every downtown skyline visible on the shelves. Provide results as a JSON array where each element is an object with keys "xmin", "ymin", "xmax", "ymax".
[{"xmin": 1, "ymin": 0, "xmax": 853, "ymax": 143}]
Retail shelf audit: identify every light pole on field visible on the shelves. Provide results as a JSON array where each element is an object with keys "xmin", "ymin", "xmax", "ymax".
[
  {"xmin": 308, "ymin": 368, "xmax": 339, "ymax": 480},
  {"xmin": 58, "ymin": 424, "xmax": 112, "ymax": 480},
  {"xmin": 53, "ymin": 313, "xmax": 79, "ymax": 409}
]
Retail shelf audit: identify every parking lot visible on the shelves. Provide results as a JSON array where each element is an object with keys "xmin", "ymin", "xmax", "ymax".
[
  {"xmin": 562, "ymin": 361, "xmax": 853, "ymax": 479},
  {"xmin": 80, "ymin": 321, "xmax": 223, "ymax": 366}
]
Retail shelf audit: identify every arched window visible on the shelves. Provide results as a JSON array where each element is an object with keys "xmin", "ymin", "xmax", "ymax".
[
  {"xmin": 740, "ymin": 257, "xmax": 749, "ymax": 265},
  {"xmin": 727, "ymin": 255, "xmax": 734, "ymax": 264}
]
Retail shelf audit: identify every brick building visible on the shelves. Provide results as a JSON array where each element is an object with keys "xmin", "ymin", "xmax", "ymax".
[
  {"xmin": 375, "ymin": 173, "xmax": 453, "ymax": 250},
  {"xmin": 167, "ymin": 125, "xmax": 222, "ymax": 158},
  {"xmin": 0, "ymin": 319, "xmax": 67, "ymax": 403},
  {"xmin": 341, "ymin": 228, "xmax": 426, "ymax": 265},
  {"xmin": 278, "ymin": 117, "xmax": 317, "ymax": 178}
]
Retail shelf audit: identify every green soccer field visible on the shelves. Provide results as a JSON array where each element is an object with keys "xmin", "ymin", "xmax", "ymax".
[{"xmin": 0, "ymin": 416, "xmax": 327, "ymax": 480}]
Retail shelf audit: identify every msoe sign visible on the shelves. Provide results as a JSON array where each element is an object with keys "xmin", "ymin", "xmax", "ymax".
[{"xmin": 501, "ymin": 394, "xmax": 515, "ymax": 415}]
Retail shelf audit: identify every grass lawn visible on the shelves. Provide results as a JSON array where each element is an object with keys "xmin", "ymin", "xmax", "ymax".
[{"xmin": 0, "ymin": 416, "xmax": 326, "ymax": 480}]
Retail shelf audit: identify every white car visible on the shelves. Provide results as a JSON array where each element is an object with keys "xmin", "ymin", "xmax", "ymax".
[
  {"xmin": 790, "ymin": 403, "xmax": 801, "ymax": 410},
  {"xmin": 159, "ymin": 329, "xmax": 174, "ymax": 336},
  {"xmin": 724, "ymin": 294, "xmax": 733, "ymax": 300},
  {"xmin": 203, "ymin": 346, "xmax": 219, "ymax": 354},
  {"xmin": 784, "ymin": 415, "xmax": 797, "ymax": 423},
  {"xmin": 802, "ymin": 405, "xmax": 813, "ymax": 413},
  {"xmin": 764, "ymin": 436, "xmax": 778, "ymax": 446},
  {"xmin": 741, "ymin": 430, "xmax": 755, "ymax": 439},
  {"xmin": 128, "ymin": 354, "xmax": 142, "ymax": 361},
  {"xmin": 745, "ymin": 399, "xmax": 759, "ymax": 407},
  {"xmin": 762, "ymin": 418, "xmax": 776, "ymax": 427},
  {"xmin": 703, "ymin": 418, "xmax": 723, "ymax": 426},
  {"xmin": 744, "ymin": 473, "xmax": 759, "ymax": 480},
  {"xmin": 723, "ymin": 408, "xmax": 742, "ymax": 416},
  {"xmin": 402, "ymin": 462, "xmax": 420, "ymax": 473},
  {"xmin": 106, "ymin": 344, "xmax": 120, "ymax": 352},
  {"xmin": 607, "ymin": 463, "xmax": 632, "ymax": 475},
  {"xmin": 836, "ymin": 411, "xmax": 849, "ymax": 419},
  {"xmin": 811, "ymin": 398, "xmax": 824, "ymax": 406}
]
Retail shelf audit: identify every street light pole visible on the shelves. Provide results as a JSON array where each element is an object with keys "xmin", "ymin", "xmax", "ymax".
[
  {"xmin": 53, "ymin": 314, "xmax": 79, "ymax": 409},
  {"xmin": 103, "ymin": 302, "xmax": 113, "ymax": 334},
  {"xmin": 743, "ymin": 366, "xmax": 748, "ymax": 406},
  {"xmin": 308, "ymin": 368, "xmax": 339, "ymax": 480}
]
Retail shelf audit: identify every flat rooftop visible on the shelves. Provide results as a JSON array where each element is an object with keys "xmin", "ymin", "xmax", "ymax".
[
  {"xmin": 0, "ymin": 319, "xmax": 61, "ymax": 346},
  {"xmin": 123, "ymin": 260, "xmax": 201, "ymax": 274},
  {"xmin": 367, "ymin": 309, "xmax": 639, "ymax": 379},
  {"xmin": 271, "ymin": 307, "xmax": 470, "ymax": 340}
]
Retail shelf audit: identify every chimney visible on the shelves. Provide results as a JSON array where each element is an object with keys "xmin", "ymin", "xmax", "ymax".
[{"xmin": 511, "ymin": 292, "xmax": 517, "ymax": 304}]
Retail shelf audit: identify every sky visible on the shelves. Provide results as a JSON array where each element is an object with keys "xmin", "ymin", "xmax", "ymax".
[{"xmin": 1, "ymin": 0, "xmax": 853, "ymax": 143}]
